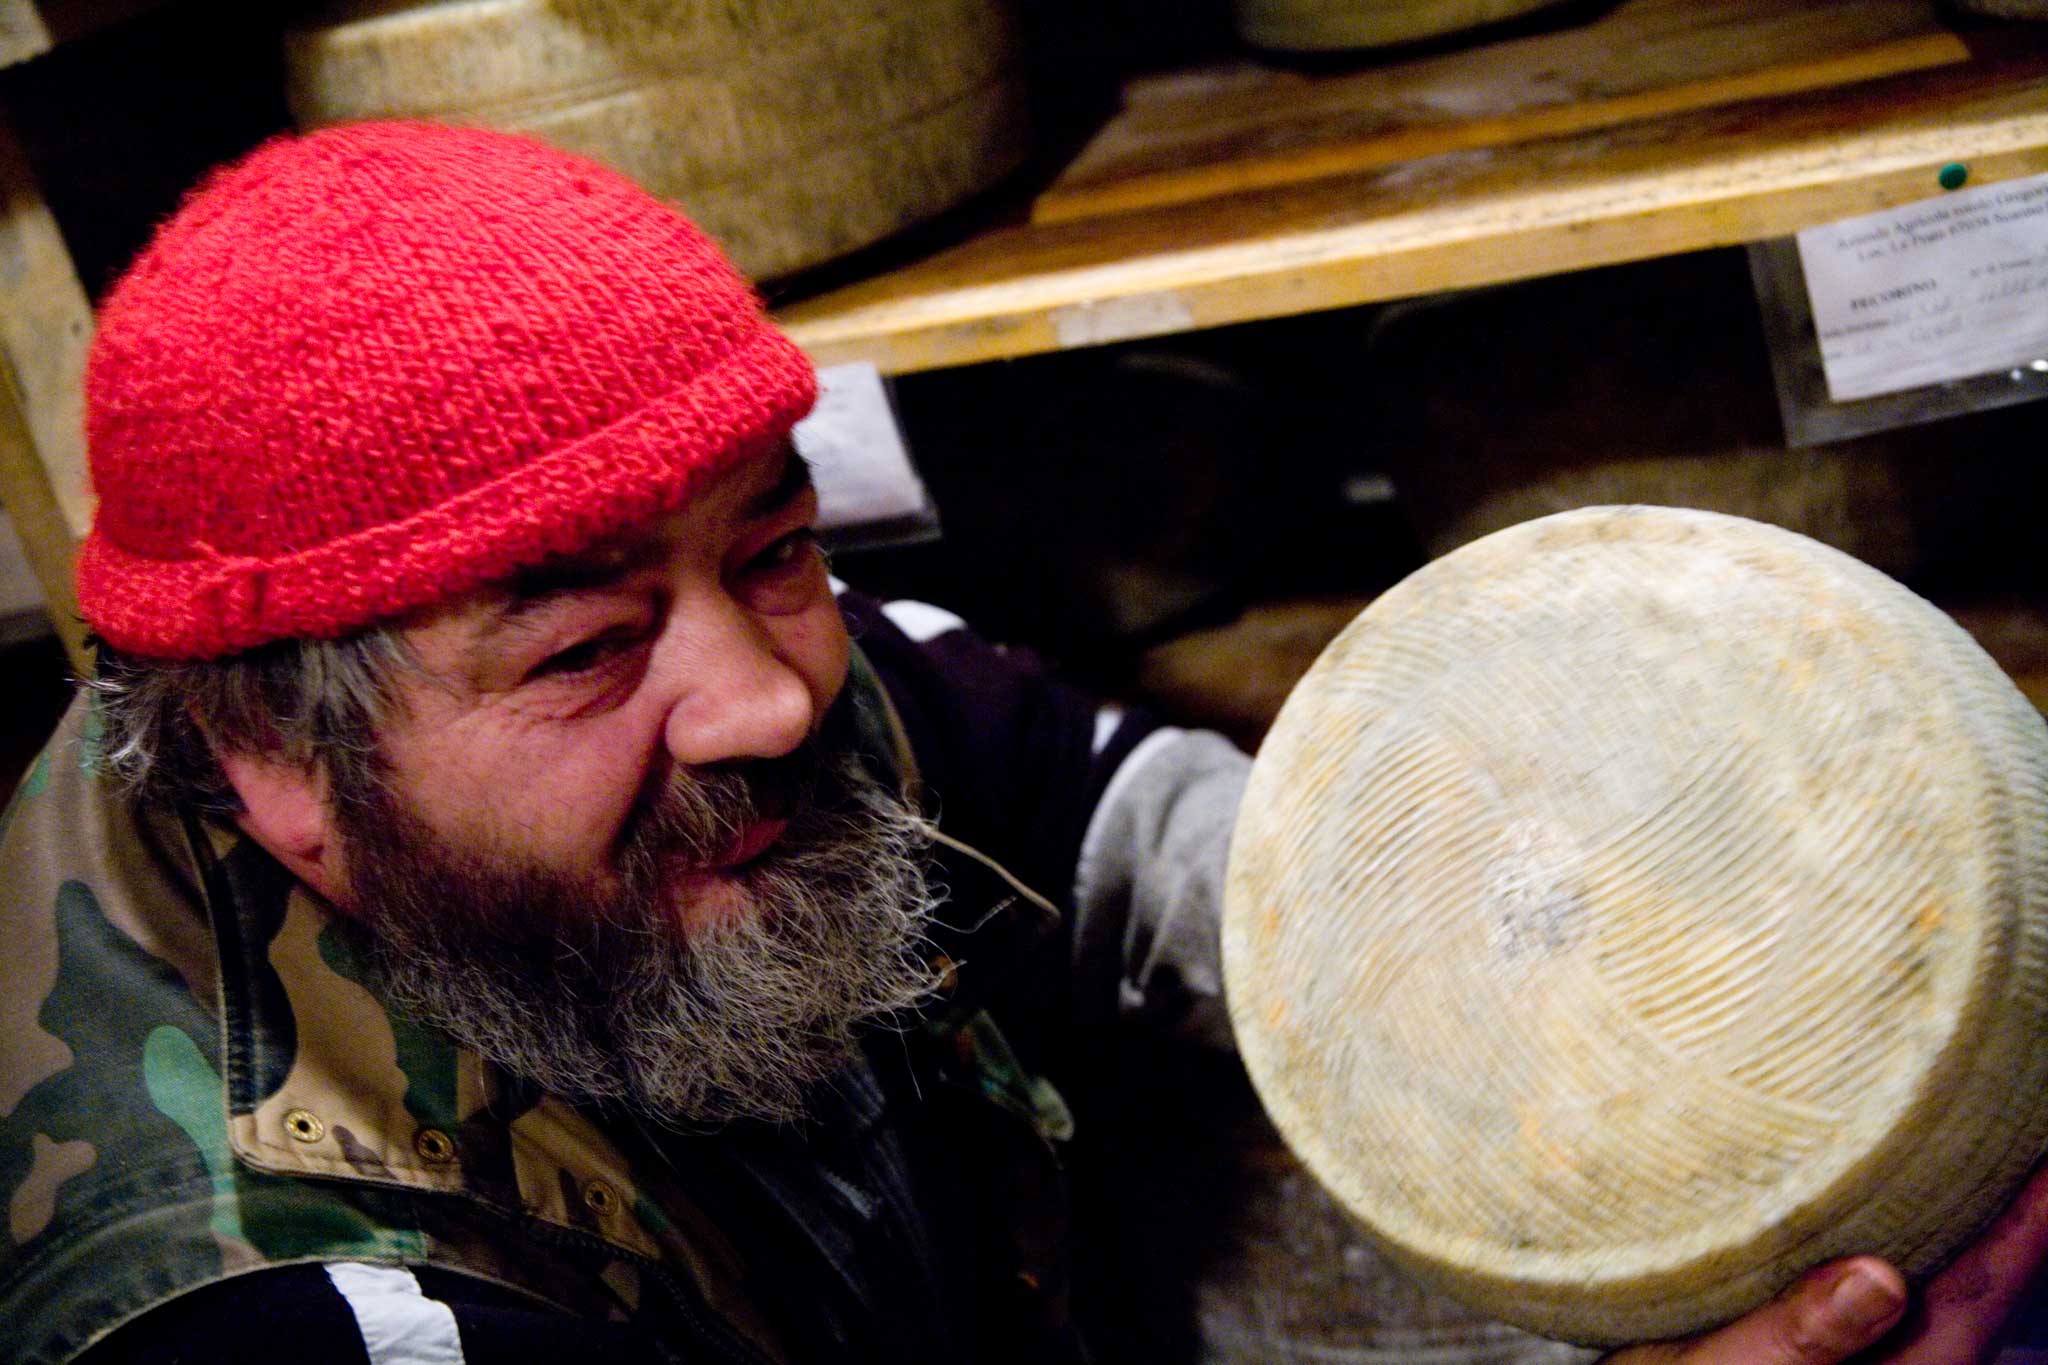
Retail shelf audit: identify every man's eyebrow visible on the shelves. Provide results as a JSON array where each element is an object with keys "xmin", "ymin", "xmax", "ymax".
[
  {"xmin": 463, "ymin": 451, "xmax": 814, "ymax": 649},
  {"xmin": 476, "ymin": 541, "xmax": 663, "ymax": 639},
  {"xmin": 748, "ymin": 449, "xmax": 815, "ymax": 519}
]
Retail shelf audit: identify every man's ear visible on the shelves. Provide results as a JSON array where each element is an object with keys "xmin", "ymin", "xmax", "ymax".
[{"xmin": 216, "ymin": 749, "xmax": 352, "ymax": 906}]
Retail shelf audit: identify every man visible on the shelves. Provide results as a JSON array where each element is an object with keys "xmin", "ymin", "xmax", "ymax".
[{"xmin": 0, "ymin": 121, "xmax": 2042, "ymax": 1364}]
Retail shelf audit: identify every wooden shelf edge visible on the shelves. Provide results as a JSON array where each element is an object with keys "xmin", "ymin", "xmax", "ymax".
[
  {"xmin": 780, "ymin": 64, "xmax": 2048, "ymax": 375},
  {"xmin": 1030, "ymin": 30, "xmax": 1971, "ymax": 227}
]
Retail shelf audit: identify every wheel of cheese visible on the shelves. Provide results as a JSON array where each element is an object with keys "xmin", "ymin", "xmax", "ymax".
[
  {"xmin": 1223, "ymin": 506, "xmax": 2048, "ymax": 1346},
  {"xmin": 284, "ymin": 0, "xmax": 1028, "ymax": 281},
  {"xmin": 1950, "ymin": 0, "xmax": 2048, "ymax": 16},
  {"xmin": 1233, "ymin": 0, "xmax": 1575, "ymax": 51}
]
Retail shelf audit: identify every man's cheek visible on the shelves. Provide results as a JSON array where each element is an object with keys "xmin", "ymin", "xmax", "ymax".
[{"xmin": 789, "ymin": 603, "xmax": 853, "ymax": 716}]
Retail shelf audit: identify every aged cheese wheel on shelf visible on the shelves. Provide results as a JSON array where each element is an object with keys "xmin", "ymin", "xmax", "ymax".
[
  {"xmin": 1233, "ymin": 0, "xmax": 1575, "ymax": 51},
  {"xmin": 1951, "ymin": 0, "xmax": 2048, "ymax": 16},
  {"xmin": 284, "ymin": 0, "xmax": 1028, "ymax": 281},
  {"xmin": 1223, "ymin": 506, "xmax": 2048, "ymax": 1346}
]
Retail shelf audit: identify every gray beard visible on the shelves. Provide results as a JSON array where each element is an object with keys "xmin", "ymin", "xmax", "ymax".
[{"xmin": 333, "ymin": 740, "xmax": 942, "ymax": 1127}]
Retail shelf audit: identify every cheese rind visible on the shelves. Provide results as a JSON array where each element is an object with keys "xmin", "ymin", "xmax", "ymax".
[{"xmin": 1224, "ymin": 505, "xmax": 2048, "ymax": 1345}]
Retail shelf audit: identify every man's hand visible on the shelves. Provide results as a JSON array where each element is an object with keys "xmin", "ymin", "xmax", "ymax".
[{"xmin": 1608, "ymin": 1161, "xmax": 2048, "ymax": 1365}]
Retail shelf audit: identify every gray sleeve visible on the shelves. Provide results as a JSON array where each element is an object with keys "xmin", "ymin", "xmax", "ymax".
[{"xmin": 1070, "ymin": 726, "xmax": 1249, "ymax": 1050}]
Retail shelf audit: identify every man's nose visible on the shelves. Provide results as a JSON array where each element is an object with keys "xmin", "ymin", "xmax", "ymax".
[{"xmin": 659, "ymin": 600, "xmax": 818, "ymax": 768}]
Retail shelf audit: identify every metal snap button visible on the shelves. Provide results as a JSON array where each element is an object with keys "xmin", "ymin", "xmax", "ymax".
[
  {"xmin": 283, "ymin": 1108, "xmax": 325, "ymax": 1144},
  {"xmin": 413, "ymin": 1127, "xmax": 456, "ymax": 1164},
  {"xmin": 582, "ymin": 1178, "xmax": 620, "ymax": 1216}
]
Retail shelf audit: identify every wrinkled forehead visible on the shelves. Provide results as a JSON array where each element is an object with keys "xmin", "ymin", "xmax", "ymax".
[
  {"xmin": 505, "ymin": 443, "xmax": 811, "ymax": 598},
  {"xmin": 400, "ymin": 442, "xmax": 812, "ymax": 651}
]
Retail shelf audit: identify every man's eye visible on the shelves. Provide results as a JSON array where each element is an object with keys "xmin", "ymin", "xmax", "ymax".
[
  {"xmin": 530, "ymin": 634, "xmax": 629, "ymax": 680},
  {"xmin": 749, "ymin": 528, "xmax": 820, "ymax": 575}
]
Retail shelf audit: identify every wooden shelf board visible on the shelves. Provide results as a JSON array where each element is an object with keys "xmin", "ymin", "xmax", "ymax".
[
  {"xmin": 777, "ymin": 24, "xmax": 2048, "ymax": 375},
  {"xmin": 0, "ymin": 112, "xmax": 93, "ymax": 670},
  {"xmin": 1033, "ymin": 0, "xmax": 1968, "ymax": 226}
]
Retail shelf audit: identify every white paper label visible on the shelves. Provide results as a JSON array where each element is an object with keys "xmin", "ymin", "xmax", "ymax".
[
  {"xmin": 1795, "ymin": 172, "xmax": 2048, "ymax": 402},
  {"xmin": 1050, "ymin": 292, "xmax": 1196, "ymax": 349},
  {"xmin": 790, "ymin": 362, "xmax": 933, "ymax": 535}
]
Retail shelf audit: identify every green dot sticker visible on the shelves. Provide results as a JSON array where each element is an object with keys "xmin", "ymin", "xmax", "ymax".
[{"xmin": 1939, "ymin": 162, "xmax": 1969, "ymax": 191}]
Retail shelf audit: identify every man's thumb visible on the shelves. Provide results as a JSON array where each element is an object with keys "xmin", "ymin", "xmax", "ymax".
[{"xmin": 1609, "ymin": 1259, "xmax": 1906, "ymax": 1365}]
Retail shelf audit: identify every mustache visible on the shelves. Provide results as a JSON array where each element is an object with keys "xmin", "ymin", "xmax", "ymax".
[{"xmin": 623, "ymin": 742, "xmax": 828, "ymax": 871}]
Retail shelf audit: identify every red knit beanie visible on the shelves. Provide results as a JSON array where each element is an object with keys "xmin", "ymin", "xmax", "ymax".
[{"xmin": 76, "ymin": 120, "xmax": 818, "ymax": 660}]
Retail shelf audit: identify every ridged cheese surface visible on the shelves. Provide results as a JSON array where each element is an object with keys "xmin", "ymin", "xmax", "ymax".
[{"xmin": 1223, "ymin": 506, "xmax": 2048, "ymax": 1345}]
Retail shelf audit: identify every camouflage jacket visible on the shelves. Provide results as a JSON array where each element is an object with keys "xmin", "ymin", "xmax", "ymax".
[{"xmin": 0, "ymin": 647, "xmax": 1088, "ymax": 1364}]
